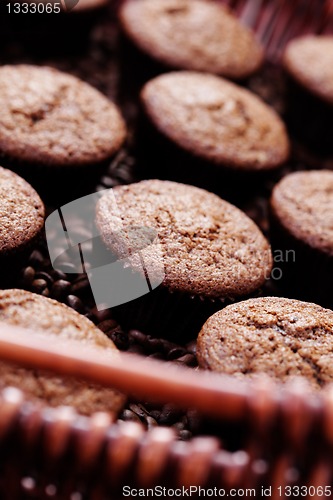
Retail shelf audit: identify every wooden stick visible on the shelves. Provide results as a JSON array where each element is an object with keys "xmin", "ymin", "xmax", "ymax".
[{"xmin": 0, "ymin": 321, "xmax": 253, "ymax": 421}]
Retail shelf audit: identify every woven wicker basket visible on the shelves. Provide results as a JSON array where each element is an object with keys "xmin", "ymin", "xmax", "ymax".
[{"xmin": 1, "ymin": 1, "xmax": 333, "ymax": 498}]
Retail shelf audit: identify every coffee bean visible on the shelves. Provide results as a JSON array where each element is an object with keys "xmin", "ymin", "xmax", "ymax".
[
  {"xmin": 71, "ymin": 277, "xmax": 91, "ymax": 297},
  {"xmin": 100, "ymin": 175, "xmax": 116, "ymax": 188},
  {"xmin": 22, "ymin": 266, "xmax": 35, "ymax": 287},
  {"xmin": 179, "ymin": 430, "xmax": 192, "ymax": 441},
  {"xmin": 168, "ymin": 347, "xmax": 187, "ymax": 360},
  {"xmin": 173, "ymin": 422, "xmax": 185, "ymax": 431},
  {"xmin": 51, "ymin": 280, "xmax": 71, "ymax": 300},
  {"xmin": 29, "ymin": 250, "xmax": 44, "ymax": 266},
  {"xmin": 66, "ymin": 295, "xmax": 85, "ymax": 314},
  {"xmin": 128, "ymin": 330, "xmax": 147, "ymax": 346},
  {"xmin": 149, "ymin": 410, "xmax": 161, "ymax": 420},
  {"xmin": 35, "ymin": 272, "xmax": 54, "ymax": 286},
  {"xmin": 129, "ymin": 403, "xmax": 147, "ymax": 419},
  {"xmin": 98, "ymin": 319, "xmax": 119, "ymax": 334},
  {"xmin": 109, "ymin": 331, "xmax": 129, "ymax": 351},
  {"xmin": 161, "ymin": 339, "xmax": 179, "ymax": 354},
  {"xmin": 53, "ymin": 270, "xmax": 69, "ymax": 281},
  {"xmin": 92, "ymin": 307, "xmax": 113, "ymax": 323},
  {"xmin": 159, "ymin": 405, "xmax": 180, "ymax": 425},
  {"xmin": 32, "ymin": 279, "xmax": 48, "ymax": 294},
  {"xmin": 116, "ymin": 165, "xmax": 134, "ymax": 184},
  {"xmin": 121, "ymin": 409, "xmax": 141, "ymax": 424},
  {"xmin": 146, "ymin": 336, "xmax": 163, "ymax": 353}
]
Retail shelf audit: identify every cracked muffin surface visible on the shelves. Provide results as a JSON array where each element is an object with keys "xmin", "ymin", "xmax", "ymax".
[
  {"xmin": 197, "ymin": 297, "xmax": 333, "ymax": 390},
  {"xmin": 283, "ymin": 35, "xmax": 333, "ymax": 105},
  {"xmin": 0, "ymin": 166, "xmax": 44, "ymax": 255},
  {"xmin": 271, "ymin": 170, "xmax": 333, "ymax": 256},
  {"xmin": 141, "ymin": 72, "xmax": 290, "ymax": 170},
  {"xmin": 96, "ymin": 180, "xmax": 272, "ymax": 299},
  {"xmin": 120, "ymin": 0, "xmax": 263, "ymax": 79},
  {"xmin": 0, "ymin": 289, "xmax": 125, "ymax": 415},
  {"xmin": 0, "ymin": 65, "xmax": 126, "ymax": 167}
]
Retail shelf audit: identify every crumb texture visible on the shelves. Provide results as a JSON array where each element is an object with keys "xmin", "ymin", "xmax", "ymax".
[
  {"xmin": 0, "ymin": 65, "xmax": 126, "ymax": 167},
  {"xmin": 96, "ymin": 180, "xmax": 272, "ymax": 298},
  {"xmin": 271, "ymin": 170, "xmax": 333, "ymax": 256},
  {"xmin": 141, "ymin": 72, "xmax": 289, "ymax": 170},
  {"xmin": 283, "ymin": 35, "xmax": 333, "ymax": 105},
  {"xmin": 0, "ymin": 290, "xmax": 125, "ymax": 415},
  {"xmin": 120, "ymin": 0, "xmax": 263, "ymax": 79},
  {"xmin": 197, "ymin": 297, "xmax": 333, "ymax": 390},
  {"xmin": 0, "ymin": 166, "xmax": 44, "ymax": 253}
]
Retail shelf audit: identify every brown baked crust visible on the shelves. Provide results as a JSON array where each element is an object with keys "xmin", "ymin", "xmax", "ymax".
[
  {"xmin": 0, "ymin": 166, "xmax": 45, "ymax": 254},
  {"xmin": 95, "ymin": 180, "xmax": 273, "ymax": 299},
  {"xmin": 119, "ymin": 0, "xmax": 263, "ymax": 79},
  {"xmin": 197, "ymin": 297, "xmax": 333, "ymax": 390},
  {"xmin": 0, "ymin": 290, "xmax": 125, "ymax": 415},
  {"xmin": 0, "ymin": 65, "xmax": 126, "ymax": 167},
  {"xmin": 271, "ymin": 170, "xmax": 333, "ymax": 257},
  {"xmin": 141, "ymin": 72, "xmax": 290, "ymax": 171},
  {"xmin": 283, "ymin": 35, "xmax": 333, "ymax": 106}
]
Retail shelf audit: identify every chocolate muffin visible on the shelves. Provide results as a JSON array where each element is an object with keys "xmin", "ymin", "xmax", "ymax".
[
  {"xmin": 197, "ymin": 297, "xmax": 333, "ymax": 391},
  {"xmin": 119, "ymin": 0, "xmax": 264, "ymax": 80},
  {"xmin": 95, "ymin": 179, "xmax": 273, "ymax": 337},
  {"xmin": 139, "ymin": 72, "xmax": 290, "ymax": 198},
  {"xmin": 283, "ymin": 35, "xmax": 333, "ymax": 105},
  {"xmin": 0, "ymin": 65, "xmax": 126, "ymax": 203},
  {"xmin": 270, "ymin": 170, "xmax": 333, "ymax": 307},
  {"xmin": 0, "ymin": 290, "xmax": 125, "ymax": 416},
  {"xmin": 0, "ymin": 166, "xmax": 45, "ymax": 285},
  {"xmin": 141, "ymin": 72, "xmax": 289, "ymax": 171},
  {"xmin": 282, "ymin": 36, "xmax": 333, "ymax": 155}
]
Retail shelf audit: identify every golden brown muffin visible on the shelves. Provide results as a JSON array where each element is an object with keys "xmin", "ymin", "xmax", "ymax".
[
  {"xmin": 0, "ymin": 166, "xmax": 44, "ymax": 257},
  {"xmin": 120, "ymin": 0, "xmax": 263, "ymax": 79},
  {"xmin": 96, "ymin": 179, "xmax": 273, "ymax": 299},
  {"xmin": 95, "ymin": 179, "xmax": 273, "ymax": 337},
  {"xmin": 0, "ymin": 166, "xmax": 45, "ymax": 285},
  {"xmin": 197, "ymin": 297, "xmax": 333, "ymax": 390},
  {"xmin": 269, "ymin": 170, "xmax": 333, "ymax": 307},
  {"xmin": 0, "ymin": 65, "xmax": 126, "ymax": 168},
  {"xmin": 0, "ymin": 290, "xmax": 125, "ymax": 416},
  {"xmin": 271, "ymin": 170, "xmax": 333, "ymax": 256},
  {"xmin": 283, "ymin": 35, "xmax": 333, "ymax": 106},
  {"xmin": 141, "ymin": 72, "xmax": 290, "ymax": 171}
]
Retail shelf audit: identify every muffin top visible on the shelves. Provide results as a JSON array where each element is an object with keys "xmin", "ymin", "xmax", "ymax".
[
  {"xmin": 0, "ymin": 166, "xmax": 45, "ymax": 255},
  {"xmin": 271, "ymin": 170, "xmax": 333, "ymax": 256},
  {"xmin": 283, "ymin": 35, "xmax": 333, "ymax": 105},
  {"xmin": 141, "ymin": 72, "xmax": 290, "ymax": 171},
  {"xmin": 0, "ymin": 289, "xmax": 125, "ymax": 415},
  {"xmin": 197, "ymin": 297, "xmax": 333, "ymax": 390},
  {"xmin": 0, "ymin": 65, "xmax": 126, "ymax": 167},
  {"xmin": 96, "ymin": 180, "xmax": 272, "ymax": 299},
  {"xmin": 119, "ymin": 0, "xmax": 263, "ymax": 79}
]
